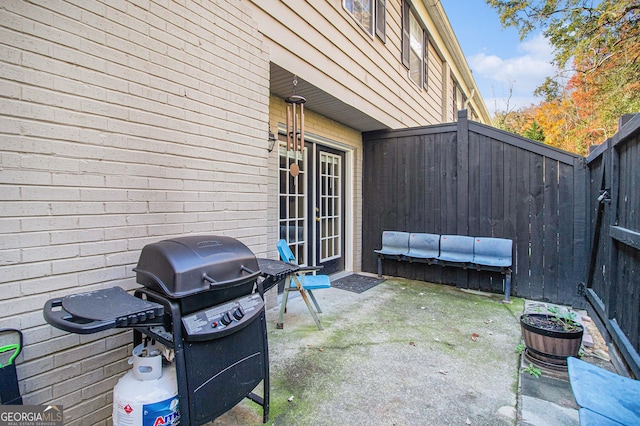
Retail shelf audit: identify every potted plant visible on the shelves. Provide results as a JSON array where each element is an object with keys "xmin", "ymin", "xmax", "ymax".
[{"xmin": 520, "ymin": 306, "xmax": 584, "ymax": 370}]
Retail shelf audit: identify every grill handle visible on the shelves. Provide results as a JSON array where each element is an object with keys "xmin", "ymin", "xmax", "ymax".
[{"xmin": 202, "ymin": 267, "xmax": 261, "ymax": 289}]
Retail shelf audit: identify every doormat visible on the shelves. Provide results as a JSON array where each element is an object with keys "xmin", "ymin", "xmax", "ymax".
[{"xmin": 332, "ymin": 274, "xmax": 385, "ymax": 294}]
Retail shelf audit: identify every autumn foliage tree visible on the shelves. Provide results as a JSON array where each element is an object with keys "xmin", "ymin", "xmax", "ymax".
[{"xmin": 487, "ymin": 0, "xmax": 640, "ymax": 155}]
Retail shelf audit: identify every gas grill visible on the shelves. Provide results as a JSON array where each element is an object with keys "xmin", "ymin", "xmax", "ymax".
[{"xmin": 44, "ymin": 235, "xmax": 275, "ymax": 425}]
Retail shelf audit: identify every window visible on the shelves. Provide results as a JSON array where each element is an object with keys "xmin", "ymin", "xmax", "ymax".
[
  {"xmin": 344, "ymin": 0, "xmax": 373, "ymax": 35},
  {"xmin": 452, "ymin": 83, "xmax": 457, "ymax": 120},
  {"xmin": 408, "ymin": 12, "xmax": 423, "ymax": 87},
  {"xmin": 344, "ymin": 0, "xmax": 385, "ymax": 41},
  {"xmin": 402, "ymin": 1, "xmax": 428, "ymax": 89},
  {"xmin": 452, "ymin": 80, "xmax": 463, "ymax": 120}
]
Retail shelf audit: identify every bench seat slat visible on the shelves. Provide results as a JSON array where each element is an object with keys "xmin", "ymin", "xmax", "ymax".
[
  {"xmin": 472, "ymin": 237, "xmax": 513, "ymax": 267},
  {"xmin": 406, "ymin": 233, "xmax": 439, "ymax": 259},
  {"xmin": 374, "ymin": 231, "xmax": 410, "ymax": 256},
  {"xmin": 436, "ymin": 235, "xmax": 475, "ymax": 263}
]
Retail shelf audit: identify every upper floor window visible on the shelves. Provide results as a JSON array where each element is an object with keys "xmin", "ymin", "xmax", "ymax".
[
  {"xmin": 402, "ymin": 1, "xmax": 427, "ymax": 89},
  {"xmin": 344, "ymin": 0, "xmax": 386, "ymax": 41},
  {"xmin": 452, "ymin": 83, "xmax": 458, "ymax": 120},
  {"xmin": 345, "ymin": 0, "xmax": 373, "ymax": 34},
  {"xmin": 452, "ymin": 80, "xmax": 464, "ymax": 120},
  {"xmin": 409, "ymin": 12, "xmax": 423, "ymax": 87}
]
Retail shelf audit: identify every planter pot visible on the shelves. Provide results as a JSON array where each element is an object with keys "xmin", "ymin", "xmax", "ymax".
[{"xmin": 520, "ymin": 313, "xmax": 584, "ymax": 370}]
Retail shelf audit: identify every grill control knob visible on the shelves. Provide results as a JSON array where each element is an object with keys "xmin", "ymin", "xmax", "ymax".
[
  {"xmin": 233, "ymin": 306, "xmax": 245, "ymax": 320},
  {"xmin": 221, "ymin": 312, "xmax": 233, "ymax": 326}
]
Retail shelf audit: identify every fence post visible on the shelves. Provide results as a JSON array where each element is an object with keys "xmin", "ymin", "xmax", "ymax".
[
  {"xmin": 572, "ymin": 156, "xmax": 588, "ymax": 309},
  {"xmin": 456, "ymin": 109, "xmax": 469, "ymax": 235},
  {"xmin": 605, "ymin": 133, "xmax": 620, "ymax": 322}
]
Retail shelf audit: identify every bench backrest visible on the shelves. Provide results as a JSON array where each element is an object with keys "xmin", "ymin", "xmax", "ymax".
[
  {"xmin": 438, "ymin": 235, "xmax": 475, "ymax": 263},
  {"xmin": 407, "ymin": 233, "xmax": 439, "ymax": 258},
  {"xmin": 473, "ymin": 237, "xmax": 512, "ymax": 267}
]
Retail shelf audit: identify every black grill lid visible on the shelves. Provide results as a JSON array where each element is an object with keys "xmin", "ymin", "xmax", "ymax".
[{"xmin": 134, "ymin": 235, "xmax": 260, "ymax": 298}]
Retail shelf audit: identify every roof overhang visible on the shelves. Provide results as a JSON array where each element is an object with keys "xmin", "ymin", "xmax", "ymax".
[{"xmin": 270, "ymin": 63, "xmax": 388, "ymax": 133}]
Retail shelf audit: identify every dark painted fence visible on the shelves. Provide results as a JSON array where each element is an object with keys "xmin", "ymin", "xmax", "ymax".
[
  {"xmin": 584, "ymin": 114, "xmax": 640, "ymax": 377},
  {"xmin": 362, "ymin": 111, "xmax": 588, "ymax": 306}
]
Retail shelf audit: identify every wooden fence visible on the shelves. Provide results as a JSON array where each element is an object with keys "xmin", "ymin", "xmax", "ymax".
[
  {"xmin": 362, "ymin": 110, "xmax": 588, "ymax": 306},
  {"xmin": 584, "ymin": 114, "xmax": 640, "ymax": 377}
]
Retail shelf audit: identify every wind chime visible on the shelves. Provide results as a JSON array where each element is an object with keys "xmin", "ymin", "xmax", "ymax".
[
  {"xmin": 285, "ymin": 76, "xmax": 306, "ymax": 153},
  {"xmin": 285, "ymin": 76, "xmax": 306, "ymax": 178}
]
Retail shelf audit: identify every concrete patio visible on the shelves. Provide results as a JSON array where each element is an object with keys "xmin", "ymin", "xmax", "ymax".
[{"xmin": 206, "ymin": 276, "xmax": 613, "ymax": 425}]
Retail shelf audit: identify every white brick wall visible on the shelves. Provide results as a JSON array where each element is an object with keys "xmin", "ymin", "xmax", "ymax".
[{"xmin": 0, "ymin": 0, "xmax": 269, "ymax": 423}]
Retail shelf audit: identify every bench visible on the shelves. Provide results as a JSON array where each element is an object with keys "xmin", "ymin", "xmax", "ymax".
[
  {"xmin": 374, "ymin": 231, "xmax": 513, "ymax": 302},
  {"xmin": 568, "ymin": 356, "xmax": 640, "ymax": 425}
]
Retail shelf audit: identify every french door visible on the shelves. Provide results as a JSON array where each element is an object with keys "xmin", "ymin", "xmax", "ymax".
[
  {"xmin": 278, "ymin": 139, "xmax": 345, "ymax": 274},
  {"xmin": 315, "ymin": 146, "xmax": 345, "ymax": 274}
]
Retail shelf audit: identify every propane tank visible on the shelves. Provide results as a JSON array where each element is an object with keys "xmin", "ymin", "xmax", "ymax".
[{"xmin": 113, "ymin": 342, "xmax": 180, "ymax": 426}]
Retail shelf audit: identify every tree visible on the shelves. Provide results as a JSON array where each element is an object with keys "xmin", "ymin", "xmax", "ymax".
[
  {"xmin": 486, "ymin": 0, "xmax": 640, "ymax": 154},
  {"xmin": 531, "ymin": 98, "xmax": 582, "ymax": 153},
  {"xmin": 523, "ymin": 120, "xmax": 545, "ymax": 142},
  {"xmin": 534, "ymin": 77, "xmax": 561, "ymax": 102},
  {"xmin": 486, "ymin": 0, "xmax": 640, "ymax": 73}
]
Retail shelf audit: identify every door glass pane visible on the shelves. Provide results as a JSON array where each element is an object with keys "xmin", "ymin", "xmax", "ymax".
[{"xmin": 319, "ymin": 152, "xmax": 341, "ymax": 262}]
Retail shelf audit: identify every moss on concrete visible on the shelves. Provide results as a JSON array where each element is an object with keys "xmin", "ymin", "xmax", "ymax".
[{"xmin": 212, "ymin": 278, "xmax": 524, "ymax": 425}]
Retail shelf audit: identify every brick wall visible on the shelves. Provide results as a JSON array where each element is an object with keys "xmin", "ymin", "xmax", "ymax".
[{"xmin": 0, "ymin": 1, "xmax": 269, "ymax": 424}]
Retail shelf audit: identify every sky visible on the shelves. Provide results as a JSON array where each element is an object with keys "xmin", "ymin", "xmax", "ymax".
[{"xmin": 438, "ymin": 0, "xmax": 558, "ymax": 116}]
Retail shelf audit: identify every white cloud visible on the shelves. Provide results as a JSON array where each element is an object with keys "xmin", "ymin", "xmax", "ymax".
[
  {"xmin": 469, "ymin": 33, "xmax": 558, "ymax": 113},
  {"xmin": 519, "ymin": 33, "xmax": 555, "ymax": 57}
]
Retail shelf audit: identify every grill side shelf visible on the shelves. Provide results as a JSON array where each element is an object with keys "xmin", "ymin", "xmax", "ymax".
[{"xmin": 43, "ymin": 287, "xmax": 164, "ymax": 334}]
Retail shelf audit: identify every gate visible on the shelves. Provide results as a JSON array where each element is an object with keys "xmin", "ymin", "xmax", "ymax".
[{"xmin": 584, "ymin": 114, "xmax": 640, "ymax": 377}]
